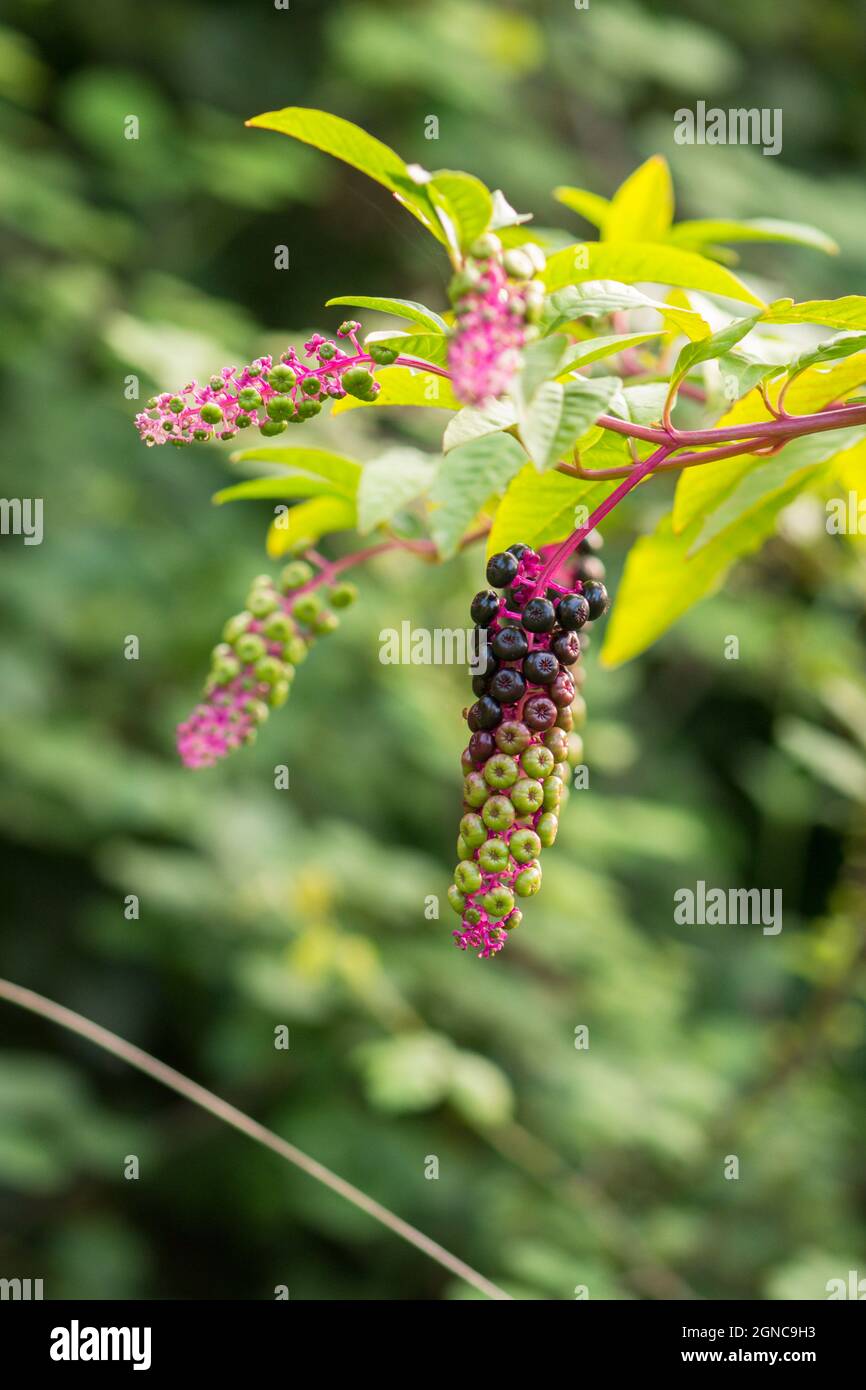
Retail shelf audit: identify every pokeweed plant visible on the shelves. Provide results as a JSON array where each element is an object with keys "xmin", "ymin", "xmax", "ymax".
[{"xmin": 136, "ymin": 107, "xmax": 866, "ymax": 958}]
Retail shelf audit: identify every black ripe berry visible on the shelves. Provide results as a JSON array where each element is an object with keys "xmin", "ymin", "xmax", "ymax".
[
  {"xmin": 491, "ymin": 626, "xmax": 529, "ymax": 661},
  {"xmin": 556, "ymin": 593, "xmax": 590, "ymax": 631},
  {"xmin": 486, "ymin": 551, "xmax": 520, "ymax": 589},
  {"xmin": 507, "ymin": 543, "xmax": 531, "ymax": 560},
  {"xmin": 470, "ymin": 590, "xmax": 500, "ymax": 626},
  {"xmin": 468, "ymin": 695, "xmax": 501, "ymax": 731},
  {"xmin": 473, "ymin": 638, "xmax": 497, "ymax": 679},
  {"xmin": 578, "ymin": 529, "xmax": 603, "ymax": 554},
  {"xmin": 582, "ymin": 580, "xmax": 609, "ymax": 621},
  {"xmin": 524, "ymin": 694, "xmax": 557, "ymax": 731},
  {"xmin": 471, "ymin": 673, "xmax": 489, "ymax": 696},
  {"xmin": 489, "ymin": 667, "xmax": 526, "ymax": 705},
  {"xmin": 523, "ymin": 649, "xmax": 559, "ymax": 686},
  {"xmin": 551, "ymin": 629, "xmax": 581, "ymax": 665},
  {"xmin": 521, "ymin": 597, "xmax": 556, "ymax": 633},
  {"xmin": 468, "ymin": 730, "xmax": 496, "ymax": 763}
]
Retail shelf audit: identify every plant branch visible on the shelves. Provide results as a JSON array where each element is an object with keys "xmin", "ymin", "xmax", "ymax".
[{"xmin": 0, "ymin": 977, "xmax": 512, "ymax": 1302}]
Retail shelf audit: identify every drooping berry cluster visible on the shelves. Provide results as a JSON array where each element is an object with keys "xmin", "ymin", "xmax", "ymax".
[
  {"xmin": 135, "ymin": 322, "xmax": 393, "ymax": 448},
  {"xmin": 449, "ymin": 539, "xmax": 609, "ymax": 958},
  {"xmin": 177, "ymin": 562, "xmax": 357, "ymax": 768},
  {"xmin": 448, "ymin": 234, "xmax": 546, "ymax": 406}
]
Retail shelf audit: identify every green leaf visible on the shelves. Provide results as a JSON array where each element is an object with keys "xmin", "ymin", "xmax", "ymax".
[
  {"xmin": 357, "ymin": 447, "xmax": 439, "ymax": 534},
  {"xmin": 513, "ymin": 336, "xmax": 569, "ymax": 407},
  {"xmin": 691, "ymin": 429, "xmax": 865, "ymax": 551},
  {"xmin": 540, "ymin": 280, "xmax": 708, "ymax": 341},
  {"xmin": 544, "ymin": 243, "xmax": 764, "ymax": 308},
  {"xmin": 788, "ymin": 331, "xmax": 866, "ymax": 377},
  {"xmin": 608, "ymin": 382, "xmax": 668, "ymax": 426},
  {"xmin": 363, "ymin": 331, "xmax": 449, "ymax": 367},
  {"xmin": 717, "ymin": 350, "xmax": 783, "ymax": 401},
  {"xmin": 553, "ymin": 185, "xmax": 610, "ymax": 229},
  {"xmin": 764, "ymin": 297, "xmax": 866, "ymax": 330},
  {"xmin": 669, "ymin": 217, "xmax": 838, "ymax": 256},
  {"xmin": 428, "ymin": 170, "xmax": 493, "ymax": 253},
  {"xmin": 326, "ymin": 295, "xmax": 448, "ymax": 333},
  {"xmin": 442, "ymin": 399, "xmax": 517, "ymax": 453},
  {"xmin": 520, "ymin": 377, "xmax": 621, "ymax": 472},
  {"xmin": 429, "ymin": 433, "xmax": 526, "ymax": 558},
  {"xmin": 671, "ymin": 313, "xmax": 762, "ymax": 387},
  {"xmin": 213, "ymin": 475, "xmax": 345, "ymax": 506},
  {"xmin": 246, "ymin": 106, "xmax": 444, "ymax": 243},
  {"xmin": 604, "ymin": 156, "xmax": 674, "ymax": 243},
  {"xmin": 228, "ymin": 446, "xmax": 361, "ymax": 494},
  {"xmin": 448, "ymin": 1051, "xmax": 514, "ymax": 1127},
  {"xmin": 331, "ymin": 365, "xmax": 459, "ymax": 413},
  {"xmin": 486, "ymin": 463, "xmax": 615, "ymax": 557},
  {"xmin": 265, "ymin": 494, "xmax": 357, "ymax": 559},
  {"xmin": 558, "ymin": 330, "xmax": 664, "ymax": 373}
]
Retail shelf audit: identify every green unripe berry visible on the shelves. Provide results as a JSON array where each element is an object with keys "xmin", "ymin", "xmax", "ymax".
[
  {"xmin": 236, "ymin": 414, "xmax": 252, "ymax": 428},
  {"xmin": 234, "ymin": 633, "xmax": 266, "ymax": 664},
  {"xmin": 495, "ymin": 720, "xmax": 532, "ymax": 755},
  {"xmin": 504, "ymin": 908, "xmax": 523, "ymax": 930},
  {"xmin": 285, "ymin": 636, "xmax": 308, "ymax": 665},
  {"xmin": 448, "ymin": 266, "xmax": 482, "ymax": 302},
  {"xmin": 457, "ymin": 835, "xmax": 472, "ymax": 862},
  {"xmin": 447, "ymin": 884, "xmax": 466, "ymax": 915},
  {"xmin": 342, "ymin": 366, "xmax": 375, "ymax": 398},
  {"xmin": 454, "ymin": 860, "xmax": 482, "ymax": 895},
  {"xmin": 536, "ymin": 812, "xmax": 559, "ymax": 848},
  {"xmin": 247, "ymin": 588, "xmax": 278, "ymax": 618},
  {"xmin": 483, "ymin": 753, "xmax": 519, "ymax": 789},
  {"xmin": 279, "ymin": 561, "xmax": 314, "ymax": 591},
  {"xmin": 211, "ymin": 656, "xmax": 240, "ymax": 685},
  {"xmin": 503, "ymin": 248, "xmax": 535, "ymax": 281},
  {"xmin": 262, "ymin": 610, "xmax": 294, "ymax": 642},
  {"xmin": 468, "ymin": 232, "xmax": 502, "ymax": 260},
  {"xmin": 296, "ymin": 398, "xmax": 322, "ymax": 419},
  {"xmin": 292, "ymin": 593, "xmax": 323, "ymax": 626},
  {"xmin": 554, "ymin": 761, "xmax": 570, "ymax": 784},
  {"xmin": 484, "ymin": 885, "xmax": 515, "ymax": 921},
  {"xmin": 238, "ymin": 387, "xmax": 263, "ymax": 410},
  {"xmin": 542, "ymin": 776, "xmax": 563, "ymax": 812},
  {"xmin": 318, "ymin": 342, "xmax": 337, "ymax": 361},
  {"xmin": 260, "ymin": 420, "xmax": 287, "ymax": 437},
  {"xmin": 366, "ymin": 342, "xmax": 398, "ymax": 366},
  {"xmin": 268, "ymin": 679, "xmax": 291, "ymax": 708},
  {"xmin": 313, "ymin": 610, "xmax": 339, "ymax": 636},
  {"xmin": 510, "ymin": 828, "xmax": 541, "ymax": 864},
  {"xmin": 300, "ymin": 376, "xmax": 321, "ymax": 396},
  {"xmin": 254, "ymin": 655, "xmax": 285, "ymax": 686},
  {"xmin": 267, "ymin": 365, "xmax": 297, "ymax": 391},
  {"xmin": 521, "ymin": 745, "xmax": 555, "ymax": 780},
  {"xmin": 266, "ymin": 395, "xmax": 297, "ymax": 422},
  {"xmin": 338, "ymin": 320, "xmax": 360, "ymax": 336},
  {"xmin": 464, "ymin": 906, "xmax": 482, "ymax": 926},
  {"xmin": 223, "ymin": 611, "xmax": 252, "ymax": 643},
  {"xmin": 243, "ymin": 697, "xmax": 270, "ymax": 726},
  {"xmin": 511, "ymin": 777, "xmax": 544, "ymax": 816},
  {"xmin": 478, "ymin": 838, "xmax": 510, "ymax": 874},
  {"xmin": 459, "ymin": 813, "xmax": 487, "ymax": 850},
  {"xmin": 463, "ymin": 772, "xmax": 488, "ymax": 808},
  {"xmin": 482, "ymin": 794, "xmax": 516, "ymax": 833},
  {"xmin": 543, "ymin": 727, "xmax": 569, "ymax": 762},
  {"xmin": 330, "ymin": 582, "xmax": 358, "ymax": 609},
  {"xmin": 199, "ymin": 402, "xmax": 224, "ymax": 424},
  {"xmin": 514, "ymin": 864, "xmax": 542, "ymax": 898}
]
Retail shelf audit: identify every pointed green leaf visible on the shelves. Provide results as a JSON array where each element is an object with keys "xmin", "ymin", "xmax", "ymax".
[
  {"xmin": 604, "ymin": 156, "xmax": 674, "ymax": 243},
  {"xmin": 228, "ymin": 446, "xmax": 361, "ymax": 493},
  {"xmin": 558, "ymin": 330, "xmax": 663, "ymax": 373},
  {"xmin": 553, "ymin": 186, "xmax": 610, "ymax": 229},
  {"xmin": 326, "ymin": 295, "xmax": 447, "ymax": 333},
  {"xmin": 332, "ymin": 366, "xmax": 459, "ymax": 413},
  {"xmin": 669, "ymin": 217, "xmax": 838, "ymax": 256},
  {"xmin": 429, "ymin": 433, "xmax": 526, "ymax": 558},
  {"xmin": 265, "ymin": 494, "xmax": 357, "ymax": 559},
  {"xmin": 520, "ymin": 377, "xmax": 621, "ymax": 472},
  {"xmin": 540, "ymin": 280, "xmax": 708, "ymax": 341},
  {"xmin": 428, "ymin": 170, "xmax": 493, "ymax": 253},
  {"xmin": 671, "ymin": 313, "xmax": 762, "ymax": 387},
  {"xmin": 717, "ymin": 350, "xmax": 783, "ymax": 401},
  {"xmin": 788, "ymin": 331, "xmax": 866, "ymax": 377},
  {"xmin": 213, "ymin": 475, "xmax": 345, "ymax": 506},
  {"xmin": 544, "ymin": 243, "xmax": 763, "ymax": 307},
  {"xmin": 764, "ymin": 297, "xmax": 866, "ymax": 330},
  {"xmin": 363, "ymin": 330, "xmax": 449, "ymax": 367},
  {"xmin": 246, "ymin": 107, "xmax": 444, "ymax": 242},
  {"xmin": 486, "ymin": 463, "xmax": 615, "ymax": 557},
  {"xmin": 357, "ymin": 448, "xmax": 439, "ymax": 534},
  {"xmin": 443, "ymin": 399, "xmax": 517, "ymax": 453}
]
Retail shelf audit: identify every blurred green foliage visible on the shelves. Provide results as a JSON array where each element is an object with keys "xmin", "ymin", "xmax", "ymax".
[{"xmin": 1, "ymin": 0, "xmax": 865, "ymax": 1301}]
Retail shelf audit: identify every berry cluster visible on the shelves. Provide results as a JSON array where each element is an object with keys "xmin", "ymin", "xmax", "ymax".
[
  {"xmin": 177, "ymin": 563, "xmax": 357, "ymax": 768},
  {"xmin": 448, "ymin": 233, "xmax": 546, "ymax": 406},
  {"xmin": 135, "ymin": 323, "xmax": 393, "ymax": 448},
  {"xmin": 450, "ymin": 539, "xmax": 609, "ymax": 958}
]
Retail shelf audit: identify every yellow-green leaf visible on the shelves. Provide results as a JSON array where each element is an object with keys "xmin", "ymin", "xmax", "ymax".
[
  {"xmin": 428, "ymin": 170, "xmax": 493, "ymax": 253},
  {"xmin": 540, "ymin": 278, "xmax": 708, "ymax": 342},
  {"xmin": 228, "ymin": 446, "xmax": 361, "ymax": 494},
  {"xmin": 604, "ymin": 156, "xmax": 674, "ymax": 244},
  {"xmin": 544, "ymin": 242, "xmax": 763, "ymax": 308},
  {"xmin": 265, "ymin": 494, "xmax": 357, "ymax": 559},
  {"xmin": 326, "ymin": 295, "xmax": 447, "ymax": 333},
  {"xmin": 331, "ymin": 365, "xmax": 459, "ymax": 413},
  {"xmin": 214, "ymin": 475, "xmax": 344, "ymax": 506},
  {"xmin": 764, "ymin": 297, "xmax": 866, "ymax": 330},
  {"xmin": 486, "ymin": 463, "xmax": 615, "ymax": 558},
  {"xmin": 553, "ymin": 185, "xmax": 610, "ymax": 229},
  {"xmin": 429, "ymin": 434, "xmax": 526, "ymax": 558},
  {"xmin": 669, "ymin": 217, "xmax": 838, "ymax": 256}
]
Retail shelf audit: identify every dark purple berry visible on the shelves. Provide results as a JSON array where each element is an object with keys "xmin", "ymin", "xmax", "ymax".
[
  {"xmin": 507, "ymin": 543, "xmax": 532, "ymax": 560},
  {"xmin": 470, "ymin": 590, "xmax": 500, "ymax": 626},
  {"xmin": 486, "ymin": 551, "xmax": 520, "ymax": 588},
  {"xmin": 556, "ymin": 593, "xmax": 590, "ymax": 631},
  {"xmin": 467, "ymin": 695, "xmax": 501, "ymax": 731},
  {"xmin": 471, "ymin": 673, "xmax": 490, "ymax": 696},
  {"xmin": 491, "ymin": 626, "xmax": 529, "ymax": 661},
  {"xmin": 523, "ymin": 649, "xmax": 559, "ymax": 686},
  {"xmin": 524, "ymin": 695, "xmax": 557, "ymax": 731},
  {"xmin": 582, "ymin": 580, "xmax": 609, "ymax": 620},
  {"xmin": 461, "ymin": 747, "xmax": 475, "ymax": 775},
  {"xmin": 578, "ymin": 529, "xmax": 603, "ymax": 554},
  {"xmin": 551, "ymin": 629, "xmax": 581, "ymax": 665},
  {"xmin": 550, "ymin": 670, "xmax": 576, "ymax": 707},
  {"xmin": 473, "ymin": 637, "xmax": 498, "ymax": 678},
  {"xmin": 469, "ymin": 730, "xmax": 496, "ymax": 763},
  {"xmin": 521, "ymin": 597, "xmax": 556, "ymax": 633},
  {"xmin": 489, "ymin": 667, "xmax": 526, "ymax": 704}
]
